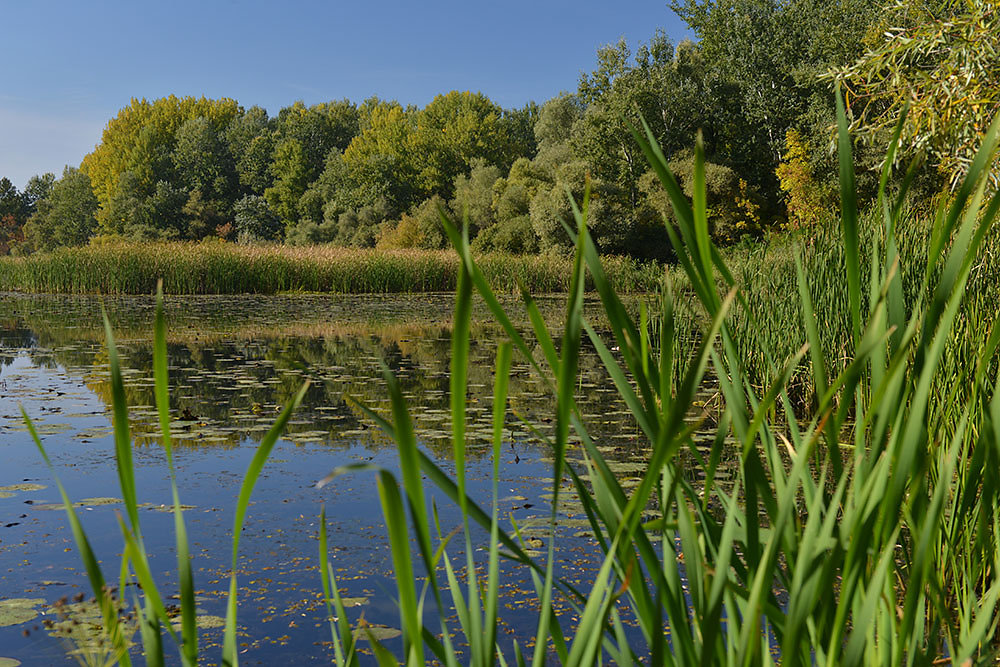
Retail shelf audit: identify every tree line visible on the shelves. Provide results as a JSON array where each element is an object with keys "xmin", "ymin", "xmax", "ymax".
[{"xmin": 2, "ymin": 0, "xmax": 993, "ymax": 259}]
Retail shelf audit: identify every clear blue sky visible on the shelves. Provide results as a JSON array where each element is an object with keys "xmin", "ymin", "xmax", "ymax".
[{"xmin": 0, "ymin": 1, "xmax": 690, "ymax": 189}]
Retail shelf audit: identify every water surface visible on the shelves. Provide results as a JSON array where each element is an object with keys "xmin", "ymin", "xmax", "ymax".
[{"xmin": 0, "ymin": 292, "xmax": 695, "ymax": 664}]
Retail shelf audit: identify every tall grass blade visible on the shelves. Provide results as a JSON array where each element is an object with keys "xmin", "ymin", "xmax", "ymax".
[
  {"xmin": 23, "ymin": 411, "xmax": 133, "ymax": 667},
  {"xmin": 102, "ymin": 308, "xmax": 141, "ymax": 537},
  {"xmin": 319, "ymin": 504, "xmax": 356, "ymax": 667},
  {"xmin": 835, "ymin": 84, "xmax": 862, "ymax": 343},
  {"xmin": 375, "ymin": 470, "xmax": 423, "ymax": 665},
  {"xmin": 485, "ymin": 342, "xmax": 513, "ymax": 665},
  {"xmin": 153, "ymin": 281, "xmax": 198, "ymax": 665}
]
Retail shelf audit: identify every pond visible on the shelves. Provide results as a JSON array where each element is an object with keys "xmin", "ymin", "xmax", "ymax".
[{"xmin": 0, "ymin": 292, "xmax": 715, "ymax": 665}]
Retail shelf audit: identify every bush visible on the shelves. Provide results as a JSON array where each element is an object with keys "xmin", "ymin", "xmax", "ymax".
[
  {"xmin": 233, "ymin": 195, "xmax": 282, "ymax": 243},
  {"xmin": 376, "ymin": 214, "xmax": 423, "ymax": 249},
  {"xmin": 642, "ymin": 150, "xmax": 763, "ymax": 242},
  {"xmin": 284, "ymin": 218, "xmax": 338, "ymax": 246},
  {"xmin": 331, "ymin": 199, "xmax": 391, "ymax": 248},
  {"xmin": 775, "ymin": 129, "xmax": 830, "ymax": 229},
  {"xmin": 450, "ymin": 159, "xmax": 500, "ymax": 234},
  {"xmin": 470, "ymin": 215, "xmax": 539, "ymax": 253}
]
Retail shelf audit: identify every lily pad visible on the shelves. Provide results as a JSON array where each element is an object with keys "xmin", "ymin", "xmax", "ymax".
[
  {"xmin": 0, "ymin": 483, "xmax": 46, "ymax": 492},
  {"xmin": 171, "ymin": 614, "xmax": 225, "ymax": 630},
  {"xmin": 338, "ymin": 597, "xmax": 368, "ymax": 608},
  {"xmin": 195, "ymin": 614, "xmax": 226, "ymax": 629},
  {"xmin": 45, "ymin": 597, "xmax": 137, "ymax": 654},
  {"xmin": 24, "ymin": 423, "xmax": 74, "ymax": 436},
  {"xmin": 605, "ymin": 462, "xmax": 649, "ymax": 474},
  {"xmin": 0, "ymin": 658, "xmax": 22, "ymax": 667},
  {"xmin": 48, "ymin": 599, "xmax": 104, "ymax": 622},
  {"xmin": 73, "ymin": 428, "xmax": 114, "ymax": 440},
  {"xmin": 79, "ymin": 497, "xmax": 123, "ymax": 506},
  {"xmin": 32, "ymin": 497, "xmax": 125, "ymax": 510},
  {"xmin": 47, "ymin": 618, "xmax": 135, "ymax": 655},
  {"xmin": 139, "ymin": 503, "xmax": 196, "ymax": 513},
  {"xmin": 0, "ymin": 598, "xmax": 45, "ymax": 627},
  {"xmin": 353, "ymin": 624, "xmax": 402, "ymax": 641}
]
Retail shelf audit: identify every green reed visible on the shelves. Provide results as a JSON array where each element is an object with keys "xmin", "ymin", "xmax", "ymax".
[
  {"xmin": 0, "ymin": 243, "xmax": 661, "ymax": 295},
  {"xmin": 26, "ymin": 88, "xmax": 1000, "ymax": 665},
  {"xmin": 327, "ymin": 93, "xmax": 1000, "ymax": 665},
  {"xmin": 687, "ymin": 213, "xmax": 1000, "ymax": 422}
]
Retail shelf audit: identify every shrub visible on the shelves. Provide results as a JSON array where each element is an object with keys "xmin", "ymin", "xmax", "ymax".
[
  {"xmin": 775, "ymin": 129, "xmax": 830, "ymax": 228},
  {"xmin": 284, "ymin": 218, "xmax": 337, "ymax": 246},
  {"xmin": 376, "ymin": 213, "xmax": 423, "ymax": 249},
  {"xmin": 643, "ymin": 150, "xmax": 763, "ymax": 242},
  {"xmin": 470, "ymin": 215, "xmax": 539, "ymax": 253},
  {"xmin": 233, "ymin": 194, "xmax": 282, "ymax": 243}
]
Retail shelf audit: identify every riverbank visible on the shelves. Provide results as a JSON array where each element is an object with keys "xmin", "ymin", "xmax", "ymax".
[{"xmin": 0, "ymin": 241, "xmax": 664, "ymax": 295}]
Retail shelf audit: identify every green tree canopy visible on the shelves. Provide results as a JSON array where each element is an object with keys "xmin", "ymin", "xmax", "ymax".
[
  {"xmin": 451, "ymin": 159, "xmax": 501, "ymax": 233},
  {"xmin": 502, "ymin": 102, "xmax": 540, "ymax": 161},
  {"xmin": 82, "ymin": 95, "xmax": 242, "ymax": 230},
  {"xmin": 22, "ymin": 173, "xmax": 56, "ymax": 214},
  {"xmin": 341, "ymin": 99, "xmax": 418, "ymax": 214},
  {"xmin": 0, "ymin": 177, "xmax": 21, "ymax": 222},
  {"xmin": 574, "ymin": 33, "xmax": 718, "ymax": 207},
  {"xmin": 671, "ymin": 0, "xmax": 882, "ymax": 194},
  {"xmin": 23, "ymin": 167, "xmax": 99, "ymax": 251},
  {"xmin": 265, "ymin": 138, "xmax": 312, "ymax": 224},
  {"xmin": 172, "ymin": 116, "xmax": 236, "ymax": 203},
  {"xmin": 341, "ymin": 91, "xmax": 520, "ymax": 215},
  {"xmin": 233, "ymin": 194, "xmax": 282, "ymax": 243},
  {"xmin": 226, "ymin": 106, "xmax": 275, "ymax": 193},
  {"xmin": 273, "ymin": 100, "xmax": 360, "ymax": 184},
  {"xmin": 0, "ymin": 177, "xmax": 24, "ymax": 254},
  {"xmin": 534, "ymin": 93, "xmax": 583, "ymax": 157},
  {"xmin": 408, "ymin": 91, "xmax": 516, "ymax": 199}
]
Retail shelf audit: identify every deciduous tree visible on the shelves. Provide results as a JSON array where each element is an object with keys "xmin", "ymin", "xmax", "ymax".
[
  {"xmin": 831, "ymin": 0, "xmax": 1000, "ymax": 188},
  {"xmin": 82, "ymin": 96, "xmax": 241, "ymax": 229},
  {"xmin": 22, "ymin": 167, "xmax": 98, "ymax": 251}
]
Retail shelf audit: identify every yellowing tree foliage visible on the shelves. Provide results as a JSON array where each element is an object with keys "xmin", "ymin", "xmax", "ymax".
[
  {"xmin": 831, "ymin": 0, "xmax": 1000, "ymax": 188},
  {"xmin": 775, "ymin": 129, "xmax": 828, "ymax": 228},
  {"xmin": 81, "ymin": 95, "xmax": 241, "ymax": 227},
  {"xmin": 342, "ymin": 92, "xmax": 515, "ymax": 208}
]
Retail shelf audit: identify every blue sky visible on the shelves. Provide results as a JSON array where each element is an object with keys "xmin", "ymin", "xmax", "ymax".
[{"xmin": 0, "ymin": 1, "xmax": 690, "ymax": 189}]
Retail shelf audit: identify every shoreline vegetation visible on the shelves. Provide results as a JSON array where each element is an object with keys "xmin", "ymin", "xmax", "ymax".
[
  {"xmin": 7, "ymin": 1, "xmax": 990, "ymax": 270},
  {"xmin": 0, "ymin": 241, "xmax": 664, "ymax": 294},
  {"xmin": 28, "ymin": 96, "xmax": 1000, "ymax": 662}
]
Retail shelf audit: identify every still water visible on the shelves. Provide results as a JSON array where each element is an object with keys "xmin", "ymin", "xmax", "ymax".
[{"xmin": 0, "ymin": 293, "xmax": 680, "ymax": 665}]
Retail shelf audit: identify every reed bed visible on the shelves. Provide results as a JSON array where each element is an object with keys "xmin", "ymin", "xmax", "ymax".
[
  {"xmin": 324, "ymin": 99, "xmax": 1000, "ymax": 664},
  {"xmin": 683, "ymin": 213, "xmax": 1000, "ymax": 420},
  {"xmin": 0, "ymin": 243, "xmax": 662, "ymax": 295},
  {"xmin": 26, "ymin": 95, "xmax": 1000, "ymax": 665}
]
